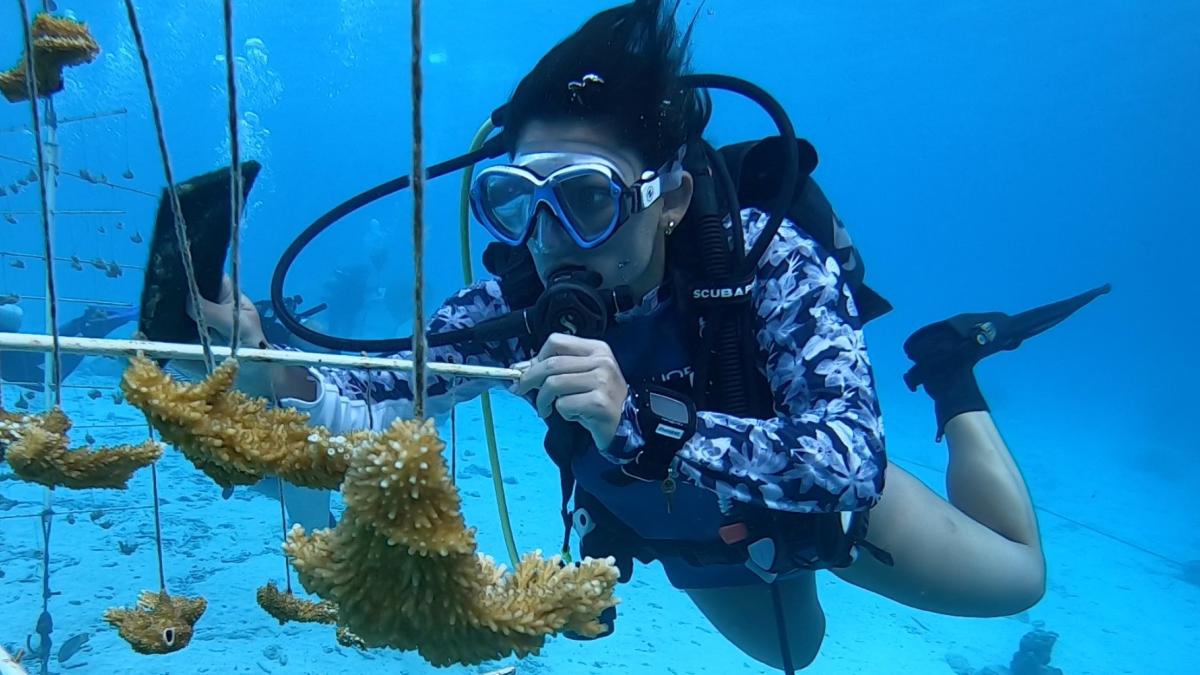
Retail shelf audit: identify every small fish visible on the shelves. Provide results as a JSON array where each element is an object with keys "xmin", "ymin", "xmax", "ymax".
[
  {"xmin": 122, "ymin": 168, "xmax": 135, "ymax": 180},
  {"xmin": 70, "ymin": 255, "xmax": 83, "ymax": 271},
  {"xmin": 97, "ymin": 174, "xmax": 108, "ymax": 184},
  {"xmin": 23, "ymin": 391, "xmax": 34, "ymax": 400},
  {"xmin": 3, "ymin": 214, "xmax": 15, "ymax": 225},
  {"xmin": 78, "ymin": 168, "xmax": 92, "ymax": 182},
  {"xmin": 85, "ymin": 433, "xmax": 96, "ymax": 445},
  {"xmin": 97, "ymin": 225, "xmax": 106, "ymax": 235},
  {"xmin": 16, "ymin": 178, "xmax": 27, "ymax": 186},
  {"xmin": 90, "ymin": 257, "xmax": 107, "ymax": 270},
  {"xmin": 129, "ymin": 231, "xmax": 143, "ymax": 244},
  {"xmin": 7, "ymin": 184, "xmax": 18, "ymax": 193},
  {"xmin": 105, "ymin": 262, "xmax": 123, "ymax": 278},
  {"xmin": 111, "ymin": 391, "xmax": 124, "ymax": 405},
  {"xmin": 14, "ymin": 397, "xmax": 28, "ymax": 410},
  {"xmin": 115, "ymin": 221, "xmax": 124, "ymax": 230},
  {"xmin": 87, "ymin": 389, "xmax": 102, "ymax": 400},
  {"xmin": 10, "ymin": 259, "xmax": 25, "ymax": 269},
  {"xmin": 0, "ymin": 293, "xmax": 19, "ymax": 305},
  {"xmin": 57, "ymin": 633, "xmax": 89, "ymax": 664},
  {"xmin": 26, "ymin": 169, "xmax": 37, "ymax": 182},
  {"xmin": 0, "ymin": 185, "xmax": 7, "ymax": 195}
]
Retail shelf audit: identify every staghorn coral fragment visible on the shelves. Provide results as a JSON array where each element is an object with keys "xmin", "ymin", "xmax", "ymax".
[
  {"xmin": 1, "ymin": 13, "xmax": 99, "ymax": 103},
  {"xmin": 284, "ymin": 418, "xmax": 620, "ymax": 667},
  {"xmin": 121, "ymin": 356, "xmax": 355, "ymax": 489},
  {"xmin": 1, "ymin": 408, "xmax": 162, "ymax": 490},
  {"xmin": 256, "ymin": 581, "xmax": 367, "ymax": 648},
  {"xmin": 124, "ymin": 356, "xmax": 619, "ymax": 666},
  {"xmin": 256, "ymin": 581, "xmax": 337, "ymax": 625},
  {"xmin": 336, "ymin": 627, "xmax": 367, "ymax": 650},
  {"xmin": 104, "ymin": 590, "xmax": 206, "ymax": 655}
]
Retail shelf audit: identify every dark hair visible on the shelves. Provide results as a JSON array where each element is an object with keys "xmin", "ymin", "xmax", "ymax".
[{"xmin": 501, "ymin": 0, "xmax": 700, "ymax": 169}]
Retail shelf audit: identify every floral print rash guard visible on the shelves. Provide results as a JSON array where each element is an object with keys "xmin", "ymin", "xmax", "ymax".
[{"xmin": 281, "ymin": 208, "xmax": 887, "ymax": 515}]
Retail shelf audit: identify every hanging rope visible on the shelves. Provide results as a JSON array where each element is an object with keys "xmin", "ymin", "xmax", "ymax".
[
  {"xmin": 122, "ymin": 0, "xmax": 216, "ymax": 372},
  {"xmin": 410, "ymin": 0, "xmax": 427, "ymax": 419},
  {"xmin": 265, "ymin": 376, "xmax": 295, "ymax": 595},
  {"xmin": 17, "ymin": 4, "xmax": 61, "ymax": 674},
  {"xmin": 145, "ymin": 423, "xmax": 168, "ymax": 592},
  {"xmin": 18, "ymin": 0, "xmax": 62, "ymax": 408},
  {"xmin": 274, "ymin": 479, "xmax": 294, "ymax": 594},
  {"xmin": 222, "ymin": 0, "xmax": 244, "ymax": 354}
]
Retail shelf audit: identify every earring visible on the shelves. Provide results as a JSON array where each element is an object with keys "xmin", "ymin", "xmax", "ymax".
[{"xmin": 665, "ymin": 220, "xmax": 676, "ymax": 235}]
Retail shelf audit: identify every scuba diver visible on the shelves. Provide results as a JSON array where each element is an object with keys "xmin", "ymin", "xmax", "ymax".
[
  {"xmin": 186, "ymin": 1, "xmax": 1109, "ymax": 671},
  {"xmin": 0, "ymin": 301, "xmax": 139, "ymax": 391},
  {"xmin": 0, "ymin": 302, "xmax": 137, "ymax": 463}
]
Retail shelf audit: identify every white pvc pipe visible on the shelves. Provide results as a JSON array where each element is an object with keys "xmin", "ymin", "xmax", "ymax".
[{"xmin": 0, "ymin": 332, "xmax": 521, "ymax": 381}]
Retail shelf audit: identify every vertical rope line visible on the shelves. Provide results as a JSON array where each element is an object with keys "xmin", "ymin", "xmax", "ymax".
[
  {"xmin": 275, "ymin": 478, "xmax": 294, "ymax": 594},
  {"xmin": 267, "ymin": 377, "xmax": 294, "ymax": 594},
  {"xmin": 18, "ymin": 0, "xmax": 62, "ymax": 408},
  {"xmin": 364, "ymin": 368, "xmax": 376, "ymax": 430},
  {"xmin": 410, "ymin": 0, "xmax": 427, "ymax": 419},
  {"xmin": 222, "ymin": 0, "xmax": 244, "ymax": 355},
  {"xmin": 122, "ymin": 0, "xmax": 215, "ymax": 372},
  {"xmin": 20, "ymin": 7, "xmax": 60, "ymax": 672},
  {"xmin": 146, "ymin": 423, "xmax": 168, "ymax": 592}
]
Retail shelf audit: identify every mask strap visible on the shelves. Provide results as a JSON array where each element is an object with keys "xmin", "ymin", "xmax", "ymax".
[{"xmin": 657, "ymin": 144, "xmax": 688, "ymax": 192}]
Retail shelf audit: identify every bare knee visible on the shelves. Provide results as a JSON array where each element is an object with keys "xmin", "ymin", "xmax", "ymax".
[
  {"xmin": 959, "ymin": 545, "xmax": 1047, "ymax": 617},
  {"xmin": 992, "ymin": 548, "xmax": 1046, "ymax": 616}
]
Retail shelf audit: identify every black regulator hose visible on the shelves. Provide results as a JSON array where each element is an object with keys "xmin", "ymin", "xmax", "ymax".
[
  {"xmin": 677, "ymin": 74, "xmax": 800, "ymax": 675},
  {"xmin": 268, "ymin": 134, "xmax": 507, "ymax": 352},
  {"xmin": 675, "ymin": 74, "xmax": 798, "ymax": 417},
  {"xmin": 268, "ymin": 75, "xmax": 796, "ymax": 358}
]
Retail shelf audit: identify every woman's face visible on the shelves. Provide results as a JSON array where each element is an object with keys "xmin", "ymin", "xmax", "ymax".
[{"xmin": 513, "ymin": 120, "xmax": 691, "ymax": 297}]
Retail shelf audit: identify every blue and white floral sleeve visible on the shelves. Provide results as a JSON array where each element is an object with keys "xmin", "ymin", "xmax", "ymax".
[
  {"xmin": 602, "ymin": 210, "xmax": 888, "ymax": 514},
  {"xmin": 279, "ymin": 279, "xmax": 528, "ymax": 433}
]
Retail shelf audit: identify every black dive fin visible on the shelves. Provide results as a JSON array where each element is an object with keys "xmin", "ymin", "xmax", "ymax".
[
  {"xmin": 903, "ymin": 283, "xmax": 1112, "ymax": 392},
  {"xmin": 138, "ymin": 160, "xmax": 261, "ymax": 349}
]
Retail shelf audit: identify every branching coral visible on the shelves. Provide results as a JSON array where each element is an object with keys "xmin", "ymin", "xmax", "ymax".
[
  {"xmin": 122, "ymin": 356, "xmax": 619, "ymax": 666},
  {"xmin": 0, "ymin": 408, "xmax": 162, "ymax": 490},
  {"xmin": 256, "ymin": 581, "xmax": 366, "ymax": 649},
  {"xmin": 257, "ymin": 581, "xmax": 337, "ymax": 625},
  {"xmin": 0, "ymin": 13, "xmax": 100, "ymax": 103},
  {"xmin": 284, "ymin": 417, "xmax": 619, "ymax": 665},
  {"xmin": 104, "ymin": 590, "xmax": 206, "ymax": 655},
  {"xmin": 121, "ymin": 356, "xmax": 353, "ymax": 489}
]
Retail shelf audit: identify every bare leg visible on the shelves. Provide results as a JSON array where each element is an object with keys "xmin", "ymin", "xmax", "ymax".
[
  {"xmin": 686, "ymin": 572, "xmax": 826, "ymax": 671},
  {"xmin": 832, "ymin": 411, "xmax": 1045, "ymax": 616}
]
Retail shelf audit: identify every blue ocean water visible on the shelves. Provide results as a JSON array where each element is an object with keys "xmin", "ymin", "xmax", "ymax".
[{"xmin": 1, "ymin": 1, "xmax": 1197, "ymax": 673}]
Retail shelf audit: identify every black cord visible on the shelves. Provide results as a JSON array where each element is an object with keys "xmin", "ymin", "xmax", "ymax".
[
  {"xmin": 143, "ymin": 422, "xmax": 169, "ymax": 592},
  {"xmin": 770, "ymin": 584, "xmax": 796, "ymax": 675}
]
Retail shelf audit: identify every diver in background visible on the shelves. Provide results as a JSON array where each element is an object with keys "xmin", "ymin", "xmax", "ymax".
[
  {"xmin": 0, "ymin": 302, "xmax": 138, "ymax": 464},
  {"xmin": 188, "ymin": 1, "xmax": 1106, "ymax": 670},
  {"xmin": 0, "ymin": 301, "xmax": 138, "ymax": 390}
]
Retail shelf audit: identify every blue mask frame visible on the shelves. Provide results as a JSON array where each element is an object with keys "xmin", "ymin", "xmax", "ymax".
[{"xmin": 470, "ymin": 155, "xmax": 672, "ymax": 250}]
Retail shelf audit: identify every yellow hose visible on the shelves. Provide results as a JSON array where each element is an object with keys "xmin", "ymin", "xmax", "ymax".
[{"xmin": 457, "ymin": 118, "xmax": 521, "ymax": 568}]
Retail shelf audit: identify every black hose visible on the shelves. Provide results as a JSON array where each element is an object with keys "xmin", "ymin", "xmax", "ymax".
[
  {"xmin": 268, "ymin": 75, "xmax": 795, "ymax": 356},
  {"xmin": 268, "ymin": 135, "xmax": 507, "ymax": 352},
  {"xmin": 679, "ymin": 75, "xmax": 798, "ymax": 675}
]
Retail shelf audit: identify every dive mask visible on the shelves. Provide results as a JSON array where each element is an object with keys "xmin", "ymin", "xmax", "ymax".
[{"xmin": 470, "ymin": 150, "xmax": 684, "ymax": 250}]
